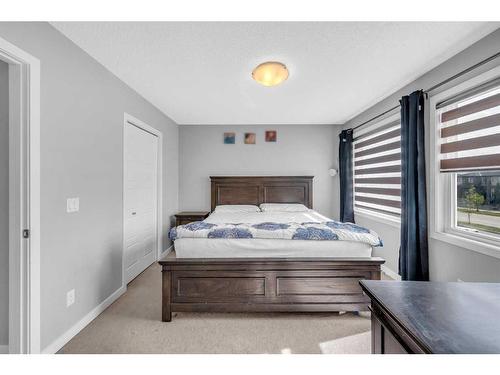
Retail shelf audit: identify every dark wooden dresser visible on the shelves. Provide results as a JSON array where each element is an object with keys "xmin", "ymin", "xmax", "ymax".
[
  {"xmin": 174, "ymin": 211, "xmax": 210, "ymax": 226},
  {"xmin": 360, "ymin": 280, "xmax": 500, "ymax": 354}
]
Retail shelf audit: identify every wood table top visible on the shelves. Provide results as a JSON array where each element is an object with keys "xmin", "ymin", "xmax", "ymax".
[{"xmin": 360, "ymin": 280, "xmax": 500, "ymax": 354}]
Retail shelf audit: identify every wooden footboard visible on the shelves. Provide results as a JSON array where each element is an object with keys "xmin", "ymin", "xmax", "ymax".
[{"xmin": 159, "ymin": 256, "xmax": 384, "ymax": 322}]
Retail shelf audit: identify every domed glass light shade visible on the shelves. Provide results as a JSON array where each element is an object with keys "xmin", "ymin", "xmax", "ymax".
[{"xmin": 252, "ymin": 61, "xmax": 289, "ymax": 87}]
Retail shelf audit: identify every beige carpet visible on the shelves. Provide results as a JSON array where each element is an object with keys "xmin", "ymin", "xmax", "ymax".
[{"xmin": 59, "ymin": 263, "xmax": 372, "ymax": 354}]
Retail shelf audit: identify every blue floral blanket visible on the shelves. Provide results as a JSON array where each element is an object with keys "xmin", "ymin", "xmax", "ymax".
[{"xmin": 169, "ymin": 221, "xmax": 382, "ymax": 247}]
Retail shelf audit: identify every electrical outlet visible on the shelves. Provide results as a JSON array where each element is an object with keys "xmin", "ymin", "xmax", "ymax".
[
  {"xmin": 66, "ymin": 289, "xmax": 75, "ymax": 307},
  {"xmin": 66, "ymin": 197, "xmax": 80, "ymax": 213}
]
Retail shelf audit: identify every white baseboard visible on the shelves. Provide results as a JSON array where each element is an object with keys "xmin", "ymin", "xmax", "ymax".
[
  {"xmin": 160, "ymin": 245, "xmax": 173, "ymax": 259},
  {"xmin": 381, "ymin": 265, "xmax": 401, "ymax": 280},
  {"xmin": 0, "ymin": 345, "xmax": 8, "ymax": 354},
  {"xmin": 41, "ymin": 284, "xmax": 126, "ymax": 354}
]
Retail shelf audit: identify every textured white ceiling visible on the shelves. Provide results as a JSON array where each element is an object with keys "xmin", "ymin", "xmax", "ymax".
[{"xmin": 52, "ymin": 22, "xmax": 499, "ymax": 125}]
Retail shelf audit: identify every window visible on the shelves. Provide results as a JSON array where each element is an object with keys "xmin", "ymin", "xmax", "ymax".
[
  {"xmin": 431, "ymin": 66, "xmax": 500, "ymax": 257},
  {"xmin": 353, "ymin": 113, "xmax": 401, "ymax": 222},
  {"xmin": 456, "ymin": 171, "xmax": 500, "ymax": 236}
]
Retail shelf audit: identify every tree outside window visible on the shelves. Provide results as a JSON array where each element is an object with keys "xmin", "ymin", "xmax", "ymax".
[{"xmin": 464, "ymin": 186, "xmax": 485, "ymax": 224}]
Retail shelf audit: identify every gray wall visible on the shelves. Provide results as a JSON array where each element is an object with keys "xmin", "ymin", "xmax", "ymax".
[
  {"xmin": 343, "ymin": 28, "xmax": 500, "ymax": 281},
  {"xmin": 179, "ymin": 125, "xmax": 341, "ymax": 219},
  {"xmin": 0, "ymin": 22, "xmax": 179, "ymax": 350},
  {"xmin": 0, "ymin": 60, "xmax": 9, "ymax": 346}
]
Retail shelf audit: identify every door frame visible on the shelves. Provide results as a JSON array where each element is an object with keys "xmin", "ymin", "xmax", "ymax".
[
  {"xmin": 122, "ymin": 113, "xmax": 163, "ymax": 285},
  {"xmin": 0, "ymin": 37, "xmax": 41, "ymax": 354}
]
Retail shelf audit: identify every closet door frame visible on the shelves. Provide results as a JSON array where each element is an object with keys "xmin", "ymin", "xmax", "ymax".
[
  {"xmin": 123, "ymin": 113, "xmax": 163, "ymax": 284},
  {"xmin": 1, "ymin": 36, "xmax": 41, "ymax": 354}
]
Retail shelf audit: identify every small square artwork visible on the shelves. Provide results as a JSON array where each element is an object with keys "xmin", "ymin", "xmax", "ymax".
[
  {"xmin": 223, "ymin": 132, "xmax": 235, "ymax": 144},
  {"xmin": 244, "ymin": 133, "xmax": 256, "ymax": 144},
  {"xmin": 265, "ymin": 130, "xmax": 277, "ymax": 142}
]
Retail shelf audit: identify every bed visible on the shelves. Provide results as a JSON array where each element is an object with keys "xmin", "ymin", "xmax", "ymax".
[
  {"xmin": 159, "ymin": 176, "xmax": 384, "ymax": 322},
  {"xmin": 174, "ymin": 210, "xmax": 375, "ymax": 258}
]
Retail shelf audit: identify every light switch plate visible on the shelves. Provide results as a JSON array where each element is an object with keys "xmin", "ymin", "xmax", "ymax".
[
  {"xmin": 66, "ymin": 197, "xmax": 80, "ymax": 213},
  {"xmin": 66, "ymin": 289, "xmax": 75, "ymax": 307}
]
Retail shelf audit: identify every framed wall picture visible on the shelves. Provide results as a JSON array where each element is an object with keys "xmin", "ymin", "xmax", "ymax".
[
  {"xmin": 244, "ymin": 133, "xmax": 256, "ymax": 144},
  {"xmin": 224, "ymin": 132, "xmax": 235, "ymax": 144},
  {"xmin": 265, "ymin": 130, "xmax": 277, "ymax": 142}
]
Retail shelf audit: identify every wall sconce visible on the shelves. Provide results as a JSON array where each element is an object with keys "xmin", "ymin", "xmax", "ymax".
[{"xmin": 328, "ymin": 169, "xmax": 337, "ymax": 177}]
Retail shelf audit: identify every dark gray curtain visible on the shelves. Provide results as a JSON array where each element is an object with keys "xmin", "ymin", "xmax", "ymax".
[
  {"xmin": 399, "ymin": 90, "xmax": 429, "ymax": 281},
  {"xmin": 339, "ymin": 129, "xmax": 355, "ymax": 223}
]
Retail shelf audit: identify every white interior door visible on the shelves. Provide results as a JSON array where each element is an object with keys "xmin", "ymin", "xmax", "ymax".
[{"xmin": 124, "ymin": 122, "xmax": 158, "ymax": 284}]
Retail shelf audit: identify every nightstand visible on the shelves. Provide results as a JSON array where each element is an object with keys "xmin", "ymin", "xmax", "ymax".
[{"xmin": 174, "ymin": 211, "xmax": 210, "ymax": 226}]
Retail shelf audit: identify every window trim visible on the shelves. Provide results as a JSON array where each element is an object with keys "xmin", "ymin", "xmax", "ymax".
[
  {"xmin": 353, "ymin": 111, "xmax": 401, "ymax": 222},
  {"xmin": 429, "ymin": 64, "xmax": 500, "ymax": 260}
]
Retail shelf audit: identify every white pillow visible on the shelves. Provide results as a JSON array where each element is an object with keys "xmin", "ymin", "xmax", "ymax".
[
  {"xmin": 259, "ymin": 203, "xmax": 310, "ymax": 212},
  {"xmin": 214, "ymin": 205, "xmax": 261, "ymax": 213}
]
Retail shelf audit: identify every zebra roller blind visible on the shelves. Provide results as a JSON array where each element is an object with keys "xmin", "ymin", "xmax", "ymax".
[
  {"xmin": 438, "ymin": 80, "xmax": 500, "ymax": 172},
  {"xmin": 353, "ymin": 115, "xmax": 402, "ymax": 216}
]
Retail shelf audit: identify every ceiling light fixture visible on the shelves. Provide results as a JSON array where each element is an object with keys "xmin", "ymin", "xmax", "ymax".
[{"xmin": 252, "ymin": 61, "xmax": 289, "ymax": 87}]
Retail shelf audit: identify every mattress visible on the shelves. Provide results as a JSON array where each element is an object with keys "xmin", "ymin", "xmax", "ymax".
[{"xmin": 174, "ymin": 210, "xmax": 373, "ymax": 258}]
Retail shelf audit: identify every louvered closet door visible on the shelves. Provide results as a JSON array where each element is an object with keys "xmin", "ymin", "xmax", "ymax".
[{"xmin": 124, "ymin": 122, "xmax": 158, "ymax": 284}]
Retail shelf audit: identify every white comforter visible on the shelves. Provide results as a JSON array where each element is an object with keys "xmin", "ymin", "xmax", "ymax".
[{"xmin": 173, "ymin": 210, "xmax": 381, "ymax": 258}]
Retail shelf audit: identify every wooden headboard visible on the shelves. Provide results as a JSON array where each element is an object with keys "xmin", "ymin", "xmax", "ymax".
[{"xmin": 210, "ymin": 176, "xmax": 313, "ymax": 212}]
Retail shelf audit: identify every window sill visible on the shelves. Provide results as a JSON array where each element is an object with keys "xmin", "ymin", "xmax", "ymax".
[
  {"xmin": 354, "ymin": 208, "xmax": 401, "ymax": 229},
  {"xmin": 430, "ymin": 229, "xmax": 500, "ymax": 260}
]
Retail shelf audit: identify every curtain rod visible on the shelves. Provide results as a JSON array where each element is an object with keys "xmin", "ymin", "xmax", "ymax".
[{"xmin": 351, "ymin": 51, "xmax": 500, "ymax": 132}]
